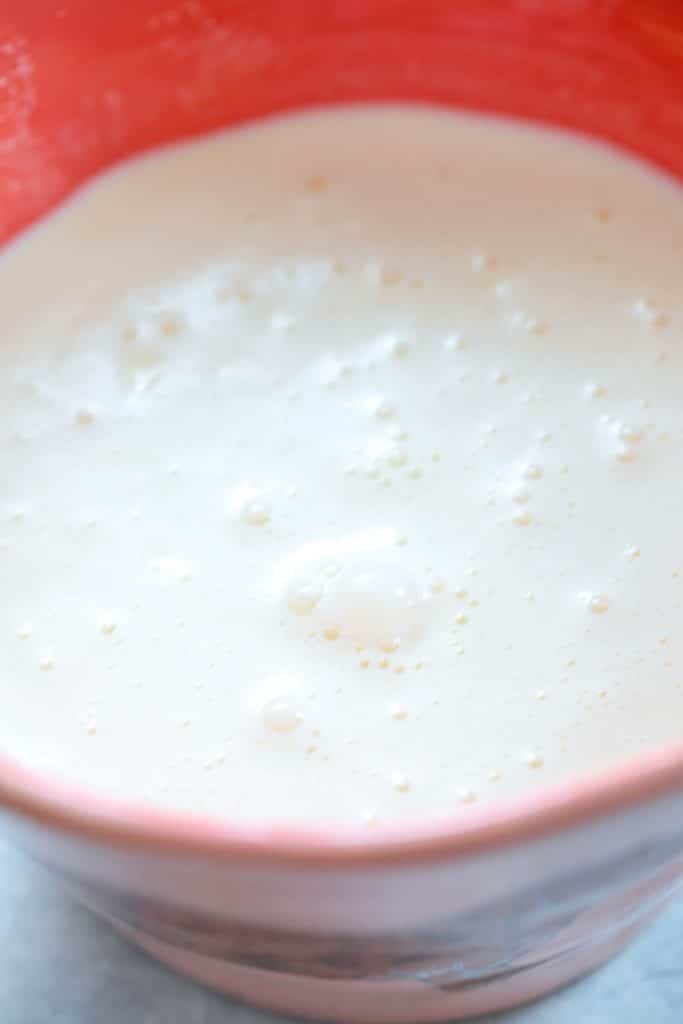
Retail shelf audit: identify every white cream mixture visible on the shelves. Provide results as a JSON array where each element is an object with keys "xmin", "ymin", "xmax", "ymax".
[{"xmin": 1, "ymin": 106, "xmax": 682, "ymax": 824}]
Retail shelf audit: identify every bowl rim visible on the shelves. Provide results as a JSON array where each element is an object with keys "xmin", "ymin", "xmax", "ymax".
[{"xmin": 3, "ymin": 740, "xmax": 683, "ymax": 865}]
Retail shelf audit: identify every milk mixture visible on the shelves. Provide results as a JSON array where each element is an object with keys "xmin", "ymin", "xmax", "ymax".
[{"xmin": 1, "ymin": 107, "xmax": 682, "ymax": 824}]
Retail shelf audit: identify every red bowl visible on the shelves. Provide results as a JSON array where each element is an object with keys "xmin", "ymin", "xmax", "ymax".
[{"xmin": 1, "ymin": 3, "xmax": 683, "ymax": 1021}]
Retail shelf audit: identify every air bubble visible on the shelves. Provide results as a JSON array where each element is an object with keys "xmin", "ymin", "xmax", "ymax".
[
  {"xmin": 392, "ymin": 773, "xmax": 412, "ymax": 792},
  {"xmin": 526, "ymin": 318, "xmax": 549, "ymax": 335},
  {"xmin": 287, "ymin": 584, "xmax": 322, "ymax": 616},
  {"xmin": 369, "ymin": 397, "xmax": 395, "ymax": 419},
  {"xmin": 583, "ymin": 381, "xmax": 607, "ymax": 400},
  {"xmin": 385, "ymin": 335, "xmax": 411, "ymax": 359},
  {"xmin": 470, "ymin": 251, "xmax": 497, "ymax": 272},
  {"xmin": 261, "ymin": 698, "xmax": 303, "ymax": 734},
  {"xmin": 512, "ymin": 510, "xmax": 532, "ymax": 527},
  {"xmin": 241, "ymin": 498, "xmax": 271, "ymax": 526},
  {"xmin": 632, "ymin": 298, "xmax": 669, "ymax": 329},
  {"xmin": 159, "ymin": 314, "xmax": 182, "ymax": 338},
  {"xmin": 74, "ymin": 407, "xmax": 96, "ymax": 427},
  {"xmin": 443, "ymin": 333, "xmax": 466, "ymax": 353},
  {"xmin": 387, "ymin": 446, "xmax": 408, "ymax": 468},
  {"xmin": 615, "ymin": 444, "xmax": 637, "ymax": 464},
  {"xmin": 618, "ymin": 423, "xmax": 644, "ymax": 443},
  {"xmin": 584, "ymin": 592, "xmax": 609, "ymax": 614},
  {"xmin": 509, "ymin": 484, "xmax": 530, "ymax": 504},
  {"xmin": 380, "ymin": 637, "xmax": 401, "ymax": 653}
]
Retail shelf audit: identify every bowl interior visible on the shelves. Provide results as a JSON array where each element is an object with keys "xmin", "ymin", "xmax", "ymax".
[{"xmin": 2, "ymin": 0, "xmax": 683, "ymax": 249}]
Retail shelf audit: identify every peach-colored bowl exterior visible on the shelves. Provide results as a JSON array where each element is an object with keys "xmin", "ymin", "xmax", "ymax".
[{"xmin": 2, "ymin": 2, "xmax": 683, "ymax": 1020}]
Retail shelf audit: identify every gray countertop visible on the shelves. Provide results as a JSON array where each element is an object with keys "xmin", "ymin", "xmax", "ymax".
[{"xmin": 1, "ymin": 839, "xmax": 680, "ymax": 1024}]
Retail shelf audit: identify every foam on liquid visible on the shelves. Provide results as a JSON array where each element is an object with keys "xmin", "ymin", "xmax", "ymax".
[{"xmin": 1, "ymin": 106, "xmax": 682, "ymax": 824}]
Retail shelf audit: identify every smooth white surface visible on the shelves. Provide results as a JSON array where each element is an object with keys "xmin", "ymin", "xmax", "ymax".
[
  {"xmin": 1, "ymin": 106, "xmax": 683, "ymax": 824},
  {"xmin": 0, "ymin": 841, "xmax": 681, "ymax": 1023}
]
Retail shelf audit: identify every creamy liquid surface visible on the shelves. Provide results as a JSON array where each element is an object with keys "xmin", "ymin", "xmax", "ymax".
[{"xmin": 1, "ymin": 106, "xmax": 683, "ymax": 825}]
